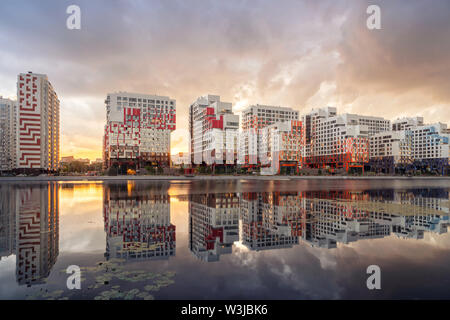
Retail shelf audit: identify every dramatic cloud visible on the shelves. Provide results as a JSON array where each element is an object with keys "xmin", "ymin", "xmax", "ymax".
[{"xmin": 0, "ymin": 0, "xmax": 449, "ymax": 159}]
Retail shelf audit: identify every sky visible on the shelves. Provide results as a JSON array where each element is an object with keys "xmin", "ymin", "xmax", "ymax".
[{"xmin": 0, "ymin": 0, "xmax": 449, "ymax": 160}]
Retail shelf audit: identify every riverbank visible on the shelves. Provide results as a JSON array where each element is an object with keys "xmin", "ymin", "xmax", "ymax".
[{"xmin": 1, "ymin": 175, "xmax": 450, "ymax": 182}]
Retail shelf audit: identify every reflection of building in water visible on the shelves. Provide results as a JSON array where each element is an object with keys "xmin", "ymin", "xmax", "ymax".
[
  {"xmin": 15, "ymin": 183, "xmax": 59, "ymax": 286},
  {"xmin": 240, "ymin": 192, "xmax": 302, "ymax": 251},
  {"xmin": 103, "ymin": 182, "xmax": 175, "ymax": 260},
  {"xmin": 0, "ymin": 185, "xmax": 16, "ymax": 259},
  {"xmin": 189, "ymin": 193, "xmax": 239, "ymax": 261},
  {"xmin": 185, "ymin": 189, "xmax": 449, "ymax": 253},
  {"xmin": 301, "ymin": 191, "xmax": 391, "ymax": 248},
  {"xmin": 368, "ymin": 189, "xmax": 450, "ymax": 239},
  {"xmin": 301, "ymin": 189, "xmax": 450, "ymax": 248}
]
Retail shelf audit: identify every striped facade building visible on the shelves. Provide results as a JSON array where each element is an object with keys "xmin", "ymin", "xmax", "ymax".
[
  {"xmin": 16, "ymin": 72, "xmax": 60, "ymax": 172},
  {"xmin": 15, "ymin": 183, "xmax": 59, "ymax": 286}
]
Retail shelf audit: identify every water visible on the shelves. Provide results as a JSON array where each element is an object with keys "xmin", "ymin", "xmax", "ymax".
[{"xmin": 1, "ymin": 179, "xmax": 450, "ymax": 300}]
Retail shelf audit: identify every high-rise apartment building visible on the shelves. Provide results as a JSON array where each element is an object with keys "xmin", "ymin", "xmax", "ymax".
[
  {"xmin": 0, "ymin": 97, "xmax": 17, "ymax": 171},
  {"xmin": 241, "ymin": 105, "xmax": 299, "ymax": 131},
  {"xmin": 189, "ymin": 95, "xmax": 239, "ymax": 167},
  {"xmin": 259, "ymin": 120, "xmax": 304, "ymax": 175},
  {"xmin": 301, "ymin": 107, "xmax": 390, "ymax": 172},
  {"xmin": 370, "ymin": 120, "xmax": 449, "ymax": 174},
  {"xmin": 369, "ymin": 130, "xmax": 413, "ymax": 173},
  {"xmin": 16, "ymin": 72, "xmax": 60, "ymax": 172},
  {"xmin": 240, "ymin": 105, "xmax": 299, "ymax": 167},
  {"xmin": 103, "ymin": 92, "xmax": 176, "ymax": 171},
  {"xmin": 410, "ymin": 123, "xmax": 449, "ymax": 161}
]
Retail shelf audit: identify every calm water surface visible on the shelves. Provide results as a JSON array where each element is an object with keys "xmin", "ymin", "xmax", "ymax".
[{"xmin": 1, "ymin": 179, "xmax": 450, "ymax": 300}]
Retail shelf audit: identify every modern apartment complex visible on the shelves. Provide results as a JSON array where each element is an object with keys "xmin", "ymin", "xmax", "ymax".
[
  {"xmin": 0, "ymin": 97, "xmax": 17, "ymax": 171},
  {"xmin": 16, "ymin": 72, "xmax": 60, "ymax": 172},
  {"xmin": 369, "ymin": 130, "xmax": 413, "ymax": 173},
  {"xmin": 189, "ymin": 95, "xmax": 239, "ymax": 167},
  {"xmin": 301, "ymin": 107, "xmax": 390, "ymax": 172},
  {"xmin": 103, "ymin": 92, "xmax": 176, "ymax": 172},
  {"xmin": 259, "ymin": 120, "xmax": 304, "ymax": 175},
  {"xmin": 370, "ymin": 122, "xmax": 450, "ymax": 174},
  {"xmin": 239, "ymin": 105, "xmax": 299, "ymax": 167}
]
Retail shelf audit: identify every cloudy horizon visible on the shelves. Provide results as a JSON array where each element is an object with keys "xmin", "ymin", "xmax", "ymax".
[{"xmin": 1, "ymin": 0, "xmax": 449, "ymax": 160}]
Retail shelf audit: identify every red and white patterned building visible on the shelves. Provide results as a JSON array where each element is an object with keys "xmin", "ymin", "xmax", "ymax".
[
  {"xmin": 259, "ymin": 120, "xmax": 304, "ymax": 175},
  {"xmin": 16, "ymin": 72, "xmax": 60, "ymax": 172},
  {"xmin": 103, "ymin": 92, "xmax": 176, "ymax": 170},
  {"xmin": 15, "ymin": 183, "xmax": 59, "ymax": 286},
  {"xmin": 301, "ymin": 107, "xmax": 390, "ymax": 172},
  {"xmin": 239, "ymin": 105, "xmax": 299, "ymax": 168}
]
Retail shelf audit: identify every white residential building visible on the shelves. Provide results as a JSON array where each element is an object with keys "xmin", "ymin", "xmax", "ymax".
[
  {"xmin": 370, "ymin": 121, "xmax": 449, "ymax": 173},
  {"xmin": 0, "ymin": 97, "xmax": 17, "ymax": 171},
  {"xmin": 259, "ymin": 120, "xmax": 304, "ymax": 175},
  {"xmin": 369, "ymin": 130, "xmax": 413, "ymax": 172},
  {"xmin": 240, "ymin": 105, "xmax": 299, "ymax": 167},
  {"xmin": 189, "ymin": 95, "xmax": 239, "ymax": 166},
  {"xmin": 301, "ymin": 107, "xmax": 390, "ymax": 171},
  {"xmin": 103, "ymin": 92, "xmax": 176, "ymax": 170},
  {"xmin": 410, "ymin": 123, "xmax": 449, "ymax": 161},
  {"xmin": 16, "ymin": 72, "xmax": 60, "ymax": 171}
]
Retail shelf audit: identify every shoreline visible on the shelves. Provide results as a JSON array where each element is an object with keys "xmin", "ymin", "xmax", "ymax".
[{"xmin": 1, "ymin": 175, "xmax": 450, "ymax": 182}]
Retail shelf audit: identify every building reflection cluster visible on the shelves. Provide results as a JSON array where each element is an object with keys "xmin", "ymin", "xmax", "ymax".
[
  {"xmin": 1, "ymin": 183, "xmax": 449, "ymax": 288},
  {"xmin": 188, "ymin": 193, "xmax": 240, "ymax": 262},
  {"xmin": 99, "ymin": 184, "xmax": 450, "ymax": 262},
  {"xmin": 0, "ymin": 183, "xmax": 59, "ymax": 286},
  {"xmin": 103, "ymin": 182, "xmax": 175, "ymax": 260},
  {"xmin": 187, "ymin": 189, "xmax": 450, "ymax": 259}
]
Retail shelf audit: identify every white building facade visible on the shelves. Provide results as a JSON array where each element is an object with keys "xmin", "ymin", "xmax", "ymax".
[
  {"xmin": 259, "ymin": 120, "xmax": 304, "ymax": 175},
  {"xmin": 0, "ymin": 97, "xmax": 17, "ymax": 171},
  {"xmin": 369, "ymin": 121, "xmax": 449, "ymax": 173},
  {"xmin": 240, "ymin": 105, "xmax": 299, "ymax": 168},
  {"xmin": 189, "ymin": 95, "xmax": 239, "ymax": 166},
  {"xmin": 301, "ymin": 107, "xmax": 390, "ymax": 171}
]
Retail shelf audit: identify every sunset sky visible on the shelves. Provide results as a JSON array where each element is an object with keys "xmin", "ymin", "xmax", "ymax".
[{"xmin": 1, "ymin": 0, "xmax": 449, "ymax": 160}]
